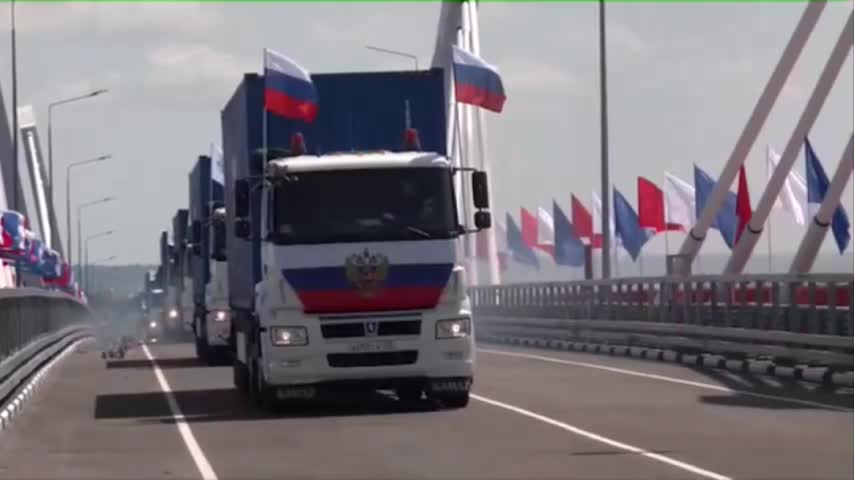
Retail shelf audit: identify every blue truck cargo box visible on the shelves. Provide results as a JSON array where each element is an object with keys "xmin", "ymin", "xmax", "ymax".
[
  {"xmin": 221, "ymin": 67, "xmax": 447, "ymax": 312},
  {"xmin": 189, "ymin": 156, "xmax": 211, "ymax": 306}
]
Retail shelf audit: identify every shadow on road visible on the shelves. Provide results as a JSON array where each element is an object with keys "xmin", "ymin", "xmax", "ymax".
[
  {"xmin": 105, "ymin": 357, "xmax": 204, "ymax": 369},
  {"xmin": 687, "ymin": 366, "xmax": 854, "ymax": 411},
  {"xmin": 94, "ymin": 387, "xmax": 441, "ymax": 424}
]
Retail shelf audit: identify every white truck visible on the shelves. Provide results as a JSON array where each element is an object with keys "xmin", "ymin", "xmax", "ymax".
[{"xmin": 229, "ymin": 130, "xmax": 492, "ymax": 410}]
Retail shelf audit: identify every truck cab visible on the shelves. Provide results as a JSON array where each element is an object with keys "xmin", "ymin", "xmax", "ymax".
[{"xmin": 231, "ymin": 130, "xmax": 491, "ymax": 410}]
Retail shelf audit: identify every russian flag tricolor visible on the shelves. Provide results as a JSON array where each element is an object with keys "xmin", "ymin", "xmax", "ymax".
[
  {"xmin": 452, "ymin": 45, "xmax": 506, "ymax": 114},
  {"xmin": 263, "ymin": 48, "xmax": 319, "ymax": 124}
]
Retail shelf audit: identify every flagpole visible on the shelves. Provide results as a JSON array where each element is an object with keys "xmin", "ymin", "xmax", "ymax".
[
  {"xmin": 262, "ymin": 48, "xmax": 268, "ymax": 162},
  {"xmin": 663, "ymin": 174, "xmax": 671, "ymax": 273}
]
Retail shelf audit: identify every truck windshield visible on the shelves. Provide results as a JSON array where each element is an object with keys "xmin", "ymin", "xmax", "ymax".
[{"xmin": 272, "ymin": 167, "xmax": 460, "ymax": 245}]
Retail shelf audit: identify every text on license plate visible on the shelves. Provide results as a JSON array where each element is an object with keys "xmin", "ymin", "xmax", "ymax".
[{"xmin": 350, "ymin": 340, "xmax": 396, "ymax": 353}]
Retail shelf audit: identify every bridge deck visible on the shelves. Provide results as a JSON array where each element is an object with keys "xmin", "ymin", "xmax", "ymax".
[{"xmin": 1, "ymin": 340, "xmax": 852, "ymax": 480}]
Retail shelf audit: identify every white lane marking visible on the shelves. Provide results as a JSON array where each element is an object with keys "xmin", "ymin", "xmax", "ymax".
[
  {"xmin": 142, "ymin": 345, "xmax": 218, "ymax": 480},
  {"xmin": 478, "ymin": 348, "xmax": 853, "ymax": 412},
  {"xmin": 472, "ymin": 394, "xmax": 732, "ymax": 480}
]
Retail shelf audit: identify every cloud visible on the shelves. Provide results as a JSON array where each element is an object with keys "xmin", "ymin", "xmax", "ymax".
[
  {"xmin": 1, "ymin": 2, "xmax": 221, "ymax": 34},
  {"xmin": 145, "ymin": 44, "xmax": 250, "ymax": 90},
  {"xmin": 498, "ymin": 58, "xmax": 587, "ymax": 94}
]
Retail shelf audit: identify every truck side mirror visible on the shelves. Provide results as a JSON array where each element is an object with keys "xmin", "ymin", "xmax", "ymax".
[
  {"xmin": 474, "ymin": 211, "xmax": 491, "ymax": 230},
  {"xmin": 234, "ymin": 179, "xmax": 250, "ymax": 218},
  {"xmin": 472, "ymin": 171, "xmax": 489, "ymax": 209},
  {"xmin": 234, "ymin": 218, "xmax": 251, "ymax": 239}
]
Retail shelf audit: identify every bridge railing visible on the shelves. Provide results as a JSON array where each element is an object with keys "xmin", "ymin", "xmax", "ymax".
[
  {"xmin": 1, "ymin": 288, "xmax": 92, "ymax": 406},
  {"xmin": 471, "ymin": 273, "xmax": 854, "ymax": 369}
]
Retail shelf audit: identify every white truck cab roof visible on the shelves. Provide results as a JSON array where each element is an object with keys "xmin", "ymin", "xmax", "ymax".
[{"xmin": 266, "ymin": 151, "xmax": 451, "ymax": 174}]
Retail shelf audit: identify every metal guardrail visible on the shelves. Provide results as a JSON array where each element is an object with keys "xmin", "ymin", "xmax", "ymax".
[
  {"xmin": 471, "ymin": 273, "xmax": 854, "ymax": 369},
  {"xmin": 0, "ymin": 288, "xmax": 92, "ymax": 405}
]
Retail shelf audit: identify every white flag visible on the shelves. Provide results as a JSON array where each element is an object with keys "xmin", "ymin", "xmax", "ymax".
[
  {"xmin": 663, "ymin": 172, "xmax": 696, "ymax": 230},
  {"xmin": 211, "ymin": 143, "xmax": 225, "ymax": 185},
  {"xmin": 767, "ymin": 146, "xmax": 806, "ymax": 225},
  {"xmin": 537, "ymin": 206, "xmax": 555, "ymax": 246}
]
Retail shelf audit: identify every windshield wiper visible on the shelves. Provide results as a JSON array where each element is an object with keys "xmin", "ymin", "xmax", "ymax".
[{"xmin": 404, "ymin": 226, "xmax": 432, "ymax": 238}]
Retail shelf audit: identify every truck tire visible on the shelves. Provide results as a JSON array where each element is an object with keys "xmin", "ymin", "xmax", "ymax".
[
  {"xmin": 195, "ymin": 335, "xmax": 211, "ymax": 364},
  {"xmin": 233, "ymin": 358, "xmax": 250, "ymax": 396},
  {"xmin": 249, "ymin": 359, "xmax": 276, "ymax": 412}
]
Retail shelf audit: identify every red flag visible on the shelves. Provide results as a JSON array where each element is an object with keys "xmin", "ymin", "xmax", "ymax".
[
  {"xmin": 736, "ymin": 164, "xmax": 752, "ymax": 242},
  {"xmin": 638, "ymin": 177, "xmax": 684, "ymax": 233},
  {"xmin": 571, "ymin": 195, "xmax": 594, "ymax": 242},
  {"xmin": 520, "ymin": 208, "xmax": 538, "ymax": 248}
]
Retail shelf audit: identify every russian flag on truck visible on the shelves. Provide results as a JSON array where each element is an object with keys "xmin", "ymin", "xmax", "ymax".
[
  {"xmin": 263, "ymin": 49, "xmax": 319, "ymax": 124},
  {"xmin": 452, "ymin": 46, "xmax": 506, "ymax": 113}
]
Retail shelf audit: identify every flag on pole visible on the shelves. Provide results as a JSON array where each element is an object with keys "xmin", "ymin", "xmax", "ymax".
[
  {"xmin": 536, "ymin": 206, "xmax": 555, "ymax": 258},
  {"xmin": 506, "ymin": 213, "xmax": 540, "ymax": 268},
  {"xmin": 735, "ymin": 164, "xmax": 752, "ymax": 242},
  {"xmin": 263, "ymin": 48, "xmax": 318, "ymax": 123},
  {"xmin": 663, "ymin": 172, "xmax": 695, "ymax": 230},
  {"xmin": 613, "ymin": 188, "xmax": 651, "ymax": 261},
  {"xmin": 519, "ymin": 207, "xmax": 539, "ymax": 247},
  {"xmin": 210, "ymin": 143, "xmax": 225, "ymax": 186},
  {"xmin": 593, "ymin": 191, "xmax": 623, "ymax": 253},
  {"xmin": 637, "ymin": 177, "xmax": 683, "ymax": 233},
  {"xmin": 805, "ymin": 138, "xmax": 851, "ymax": 254},
  {"xmin": 553, "ymin": 201, "xmax": 585, "ymax": 267},
  {"xmin": 571, "ymin": 194, "xmax": 595, "ymax": 247},
  {"xmin": 767, "ymin": 146, "xmax": 806, "ymax": 225},
  {"xmin": 694, "ymin": 165, "xmax": 738, "ymax": 249},
  {"xmin": 452, "ymin": 45, "xmax": 506, "ymax": 113}
]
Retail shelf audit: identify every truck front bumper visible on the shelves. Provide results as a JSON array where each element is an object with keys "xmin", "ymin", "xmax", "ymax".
[{"xmin": 205, "ymin": 310, "xmax": 231, "ymax": 346}]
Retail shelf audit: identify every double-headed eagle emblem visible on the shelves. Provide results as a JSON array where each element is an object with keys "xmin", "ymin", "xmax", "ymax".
[{"xmin": 345, "ymin": 249, "xmax": 389, "ymax": 297}]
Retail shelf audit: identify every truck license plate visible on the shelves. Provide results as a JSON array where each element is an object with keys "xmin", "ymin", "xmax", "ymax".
[{"xmin": 350, "ymin": 340, "xmax": 395, "ymax": 353}]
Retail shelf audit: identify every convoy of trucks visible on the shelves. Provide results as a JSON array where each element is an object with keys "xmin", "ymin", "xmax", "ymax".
[{"xmin": 136, "ymin": 66, "xmax": 492, "ymax": 411}]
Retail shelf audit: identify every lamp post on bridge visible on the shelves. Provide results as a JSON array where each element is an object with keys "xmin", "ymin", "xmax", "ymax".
[
  {"xmin": 89, "ymin": 254, "xmax": 116, "ymax": 292},
  {"xmin": 47, "ymin": 89, "xmax": 108, "ymax": 193},
  {"xmin": 365, "ymin": 45, "xmax": 419, "ymax": 70},
  {"xmin": 84, "ymin": 230, "xmax": 114, "ymax": 292},
  {"xmin": 66, "ymin": 154, "xmax": 112, "ymax": 266},
  {"xmin": 77, "ymin": 196, "xmax": 115, "ymax": 283}
]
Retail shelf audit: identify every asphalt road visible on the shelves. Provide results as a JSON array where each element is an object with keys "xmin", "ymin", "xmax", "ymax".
[{"xmin": 1, "ymin": 339, "xmax": 852, "ymax": 480}]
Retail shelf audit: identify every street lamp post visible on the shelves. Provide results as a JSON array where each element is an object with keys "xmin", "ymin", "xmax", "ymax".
[
  {"xmin": 77, "ymin": 196, "xmax": 114, "ymax": 282},
  {"xmin": 47, "ymin": 89, "xmax": 108, "ymax": 186},
  {"xmin": 66, "ymin": 154, "xmax": 112, "ymax": 265},
  {"xmin": 365, "ymin": 45, "xmax": 419, "ymax": 70},
  {"xmin": 89, "ymin": 255, "xmax": 116, "ymax": 292},
  {"xmin": 597, "ymin": 0, "xmax": 612, "ymax": 279},
  {"xmin": 84, "ymin": 230, "xmax": 113, "ymax": 291}
]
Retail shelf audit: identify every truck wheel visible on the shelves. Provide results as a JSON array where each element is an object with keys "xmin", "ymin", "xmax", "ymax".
[
  {"xmin": 233, "ymin": 359, "xmax": 250, "ymax": 395},
  {"xmin": 249, "ymin": 360, "xmax": 276, "ymax": 412},
  {"xmin": 431, "ymin": 391, "xmax": 470, "ymax": 409}
]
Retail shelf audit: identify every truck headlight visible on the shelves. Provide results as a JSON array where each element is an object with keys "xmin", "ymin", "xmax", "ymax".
[
  {"xmin": 168, "ymin": 309, "xmax": 178, "ymax": 319},
  {"xmin": 436, "ymin": 317, "xmax": 471, "ymax": 339},
  {"xmin": 214, "ymin": 310, "xmax": 227, "ymax": 321},
  {"xmin": 271, "ymin": 326, "xmax": 308, "ymax": 346},
  {"xmin": 149, "ymin": 321, "xmax": 157, "ymax": 329}
]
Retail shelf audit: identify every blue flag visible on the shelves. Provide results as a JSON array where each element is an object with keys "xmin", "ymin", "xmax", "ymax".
[
  {"xmin": 552, "ymin": 201, "xmax": 585, "ymax": 267},
  {"xmin": 613, "ymin": 188, "xmax": 651, "ymax": 261},
  {"xmin": 694, "ymin": 165, "xmax": 738, "ymax": 249},
  {"xmin": 506, "ymin": 213, "xmax": 540, "ymax": 268},
  {"xmin": 805, "ymin": 137, "xmax": 851, "ymax": 254}
]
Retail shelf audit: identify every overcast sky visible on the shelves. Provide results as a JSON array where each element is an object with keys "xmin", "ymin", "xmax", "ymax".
[{"xmin": 0, "ymin": 1, "xmax": 851, "ymax": 266}]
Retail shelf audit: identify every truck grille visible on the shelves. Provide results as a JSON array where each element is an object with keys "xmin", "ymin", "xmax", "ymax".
[
  {"xmin": 318, "ymin": 312, "xmax": 422, "ymax": 339},
  {"xmin": 321, "ymin": 320, "xmax": 421, "ymax": 339},
  {"xmin": 327, "ymin": 351, "xmax": 418, "ymax": 368}
]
